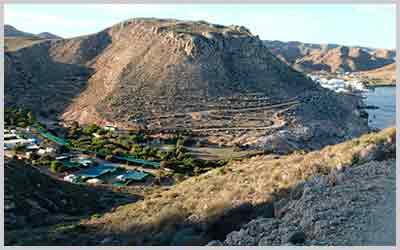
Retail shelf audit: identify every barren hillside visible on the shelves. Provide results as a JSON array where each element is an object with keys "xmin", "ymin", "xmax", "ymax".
[
  {"xmin": 358, "ymin": 63, "xmax": 396, "ymax": 84},
  {"xmin": 264, "ymin": 40, "xmax": 395, "ymax": 73},
  {"xmin": 5, "ymin": 18, "xmax": 369, "ymax": 150}
]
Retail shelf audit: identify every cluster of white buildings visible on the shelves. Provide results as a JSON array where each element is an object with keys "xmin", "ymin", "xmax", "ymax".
[
  {"xmin": 4, "ymin": 128, "xmax": 37, "ymax": 150},
  {"xmin": 4, "ymin": 127, "xmax": 56, "ymax": 158},
  {"xmin": 308, "ymin": 74, "xmax": 368, "ymax": 93}
]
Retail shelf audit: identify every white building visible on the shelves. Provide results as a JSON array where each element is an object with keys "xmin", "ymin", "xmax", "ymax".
[
  {"xmin": 37, "ymin": 147, "xmax": 55, "ymax": 155},
  {"xmin": 4, "ymin": 138, "xmax": 36, "ymax": 149}
]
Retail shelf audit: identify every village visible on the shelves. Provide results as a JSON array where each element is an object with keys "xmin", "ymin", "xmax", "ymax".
[
  {"xmin": 307, "ymin": 70, "xmax": 370, "ymax": 93},
  {"xmin": 4, "ymin": 124, "xmax": 158, "ymax": 186},
  {"xmin": 3, "ymin": 108, "xmax": 237, "ymax": 189}
]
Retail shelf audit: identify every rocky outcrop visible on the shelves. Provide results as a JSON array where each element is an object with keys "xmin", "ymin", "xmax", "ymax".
[
  {"xmin": 218, "ymin": 159, "xmax": 396, "ymax": 246},
  {"xmin": 264, "ymin": 40, "xmax": 395, "ymax": 73}
]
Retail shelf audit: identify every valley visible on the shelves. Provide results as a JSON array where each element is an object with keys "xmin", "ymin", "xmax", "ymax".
[{"xmin": 3, "ymin": 16, "xmax": 396, "ymax": 246}]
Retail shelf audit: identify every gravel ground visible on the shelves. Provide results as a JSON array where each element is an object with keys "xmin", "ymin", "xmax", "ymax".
[{"xmin": 219, "ymin": 159, "xmax": 396, "ymax": 246}]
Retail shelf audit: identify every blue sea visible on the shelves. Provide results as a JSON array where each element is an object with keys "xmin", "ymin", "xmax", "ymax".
[{"xmin": 363, "ymin": 86, "xmax": 396, "ymax": 130}]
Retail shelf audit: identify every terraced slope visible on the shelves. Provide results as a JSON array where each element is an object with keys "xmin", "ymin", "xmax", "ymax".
[{"xmin": 5, "ymin": 18, "xmax": 368, "ymax": 150}]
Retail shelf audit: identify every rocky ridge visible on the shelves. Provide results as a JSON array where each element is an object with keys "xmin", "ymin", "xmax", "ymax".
[
  {"xmin": 264, "ymin": 40, "xmax": 395, "ymax": 73},
  {"xmin": 210, "ymin": 141, "xmax": 396, "ymax": 246}
]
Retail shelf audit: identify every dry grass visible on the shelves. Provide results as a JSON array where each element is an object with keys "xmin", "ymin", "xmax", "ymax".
[
  {"xmin": 83, "ymin": 127, "xmax": 395, "ymax": 243},
  {"xmin": 5, "ymin": 37, "xmax": 45, "ymax": 52}
]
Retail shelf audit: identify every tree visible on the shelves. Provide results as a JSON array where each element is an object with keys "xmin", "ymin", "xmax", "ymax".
[
  {"xmin": 13, "ymin": 144, "xmax": 26, "ymax": 152},
  {"xmin": 50, "ymin": 161, "xmax": 64, "ymax": 173},
  {"xmin": 176, "ymin": 138, "xmax": 185, "ymax": 147},
  {"xmin": 83, "ymin": 124, "xmax": 100, "ymax": 135},
  {"xmin": 27, "ymin": 111, "xmax": 36, "ymax": 124},
  {"xmin": 130, "ymin": 144, "xmax": 142, "ymax": 155},
  {"xmin": 112, "ymin": 148, "xmax": 126, "ymax": 156}
]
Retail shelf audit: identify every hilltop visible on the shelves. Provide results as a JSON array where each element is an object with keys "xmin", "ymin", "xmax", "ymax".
[
  {"xmin": 5, "ymin": 24, "xmax": 35, "ymax": 37},
  {"xmin": 5, "ymin": 24, "xmax": 61, "ymax": 39},
  {"xmin": 5, "ymin": 18, "xmax": 369, "ymax": 151},
  {"xmin": 264, "ymin": 40, "xmax": 395, "ymax": 75},
  {"xmin": 4, "ymin": 24, "xmax": 62, "ymax": 52}
]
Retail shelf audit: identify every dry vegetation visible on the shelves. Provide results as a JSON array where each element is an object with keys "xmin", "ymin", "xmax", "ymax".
[
  {"xmin": 5, "ymin": 37, "xmax": 45, "ymax": 52},
  {"xmin": 73, "ymin": 127, "xmax": 396, "ymax": 245},
  {"xmin": 359, "ymin": 63, "xmax": 396, "ymax": 85}
]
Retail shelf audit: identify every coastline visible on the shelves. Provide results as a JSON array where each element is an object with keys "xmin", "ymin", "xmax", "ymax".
[{"xmin": 366, "ymin": 83, "xmax": 396, "ymax": 88}]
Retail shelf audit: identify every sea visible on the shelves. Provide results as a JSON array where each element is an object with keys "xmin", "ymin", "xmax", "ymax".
[{"xmin": 363, "ymin": 86, "xmax": 396, "ymax": 130}]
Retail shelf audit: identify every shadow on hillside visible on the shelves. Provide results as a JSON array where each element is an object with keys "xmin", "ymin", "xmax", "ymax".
[
  {"xmin": 7, "ymin": 156, "xmax": 396, "ymax": 246},
  {"xmin": 4, "ymin": 33, "xmax": 112, "ymax": 120},
  {"xmin": 4, "ymin": 158, "xmax": 143, "ymax": 246},
  {"xmin": 5, "ymin": 126, "xmax": 397, "ymax": 245}
]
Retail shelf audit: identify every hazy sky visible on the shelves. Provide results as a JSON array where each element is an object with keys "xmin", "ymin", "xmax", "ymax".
[{"xmin": 5, "ymin": 4, "xmax": 396, "ymax": 49}]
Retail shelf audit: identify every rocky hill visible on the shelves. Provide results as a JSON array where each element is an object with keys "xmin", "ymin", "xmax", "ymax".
[
  {"xmin": 5, "ymin": 24, "xmax": 61, "ymax": 39},
  {"xmin": 5, "ymin": 24, "xmax": 35, "ymax": 37},
  {"xmin": 359, "ymin": 63, "xmax": 396, "ymax": 84},
  {"xmin": 8, "ymin": 127, "xmax": 395, "ymax": 245},
  {"xmin": 37, "ymin": 32, "xmax": 62, "ymax": 39},
  {"xmin": 219, "ymin": 158, "xmax": 395, "ymax": 246},
  {"xmin": 264, "ymin": 40, "xmax": 395, "ymax": 73},
  {"xmin": 5, "ymin": 18, "xmax": 369, "ymax": 151}
]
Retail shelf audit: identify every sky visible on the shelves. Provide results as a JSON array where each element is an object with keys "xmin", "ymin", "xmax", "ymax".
[{"xmin": 4, "ymin": 4, "xmax": 396, "ymax": 49}]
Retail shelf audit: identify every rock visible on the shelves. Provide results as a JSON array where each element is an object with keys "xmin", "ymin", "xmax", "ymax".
[
  {"xmin": 289, "ymin": 182, "xmax": 305, "ymax": 200},
  {"xmin": 219, "ymin": 159, "xmax": 396, "ymax": 246},
  {"xmin": 207, "ymin": 240, "xmax": 224, "ymax": 246},
  {"xmin": 171, "ymin": 227, "xmax": 205, "ymax": 245},
  {"xmin": 287, "ymin": 231, "xmax": 306, "ymax": 244},
  {"xmin": 358, "ymin": 144, "xmax": 375, "ymax": 161},
  {"xmin": 255, "ymin": 203, "xmax": 275, "ymax": 218},
  {"xmin": 100, "ymin": 237, "xmax": 115, "ymax": 245},
  {"xmin": 273, "ymin": 199, "xmax": 288, "ymax": 218}
]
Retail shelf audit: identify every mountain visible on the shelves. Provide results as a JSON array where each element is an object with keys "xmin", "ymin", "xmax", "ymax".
[
  {"xmin": 37, "ymin": 32, "xmax": 62, "ymax": 39},
  {"xmin": 4, "ymin": 24, "xmax": 35, "ymax": 37},
  {"xmin": 359, "ymin": 63, "xmax": 396, "ymax": 84},
  {"xmin": 263, "ymin": 40, "xmax": 395, "ymax": 73},
  {"xmin": 5, "ymin": 24, "xmax": 61, "ymax": 39},
  {"xmin": 5, "ymin": 18, "xmax": 368, "ymax": 151}
]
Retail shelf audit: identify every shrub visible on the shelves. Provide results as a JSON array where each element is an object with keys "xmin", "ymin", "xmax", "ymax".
[
  {"xmin": 13, "ymin": 144, "xmax": 26, "ymax": 152},
  {"xmin": 112, "ymin": 148, "xmax": 126, "ymax": 156},
  {"xmin": 50, "ymin": 161, "xmax": 65, "ymax": 173},
  {"xmin": 83, "ymin": 124, "xmax": 100, "ymax": 135}
]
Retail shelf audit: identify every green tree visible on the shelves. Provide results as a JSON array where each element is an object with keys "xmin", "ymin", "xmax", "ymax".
[
  {"xmin": 83, "ymin": 124, "xmax": 100, "ymax": 135},
  {"xmin": 27, "ymin": 111, "xmax": 36, "ymax": 124},
  {"xmin": 50, "ymin": 161, "xmax": 64, "ymax": 173}
]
